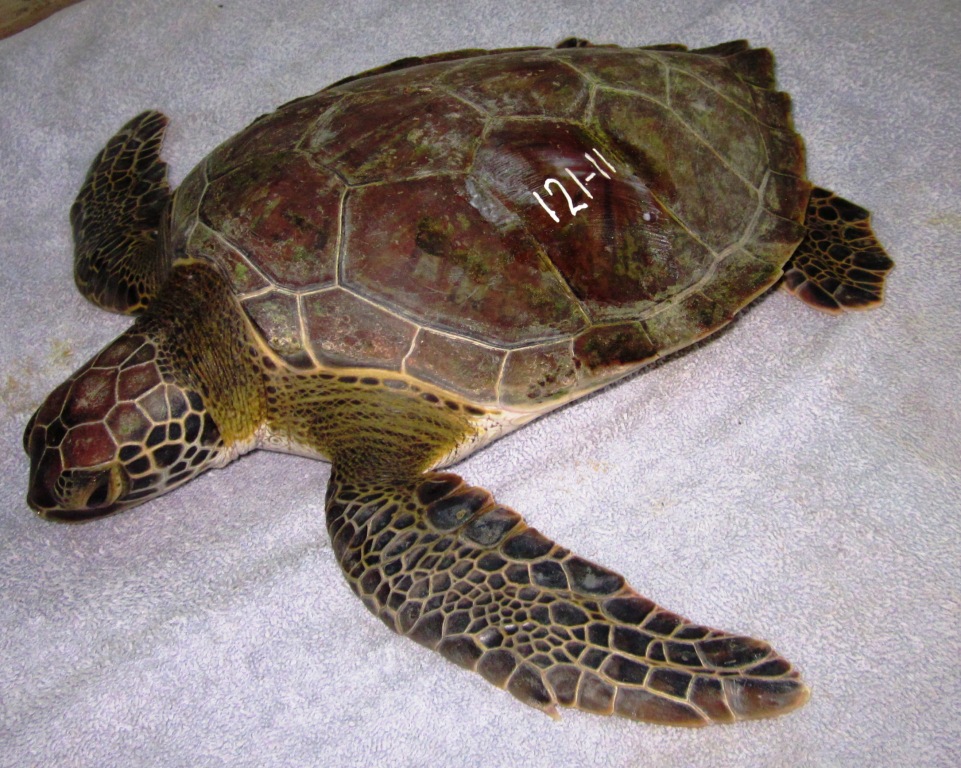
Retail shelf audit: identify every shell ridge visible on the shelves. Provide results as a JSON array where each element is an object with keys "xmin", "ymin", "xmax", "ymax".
[
  {"xmin": 592, "ymin": 83, "xmax": 760, "ymax": 194},
  {"xmin": 660, "ymin": 80, "xmax": 765, "ymax": 194},
  {"xmin": 187, "ymin": 220, "xmax": 273, "ymax": 295},
  {"xmin": 294, "ymin": 292, "xmax": 321, "ymax": 369},
  {"xmin": 399, "ymin": 326, "xmax": 422, "ymax": 375},
  {"xmin": 297, "ymin": 146, "xmax": 352, "ymax": 187},
  {"xmin": 638, "ymin": 171, "xmax": 772, "ymax": 324},
  {"xmin": 174, "ymin": 156, "xmax": 210, "ymax": 253},
  {"xmin": 288, "ymin": 93, "xmax": 350, "ymax": 153},
  {"xmin": 433, "ymin": 83, "xmax": 492, "ymax": 118},
  {"xmin": 335, "ymin": 187, "xmax": 351, "ymax": 286},
  {"xmin": 332, "ymin": 282, "xmax": 422, "ymax": 335}
]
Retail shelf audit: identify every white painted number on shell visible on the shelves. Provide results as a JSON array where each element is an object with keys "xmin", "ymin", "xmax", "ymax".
[{"xmin": 533, "ymin": 148, "xmax": 617, "ymax": 223}]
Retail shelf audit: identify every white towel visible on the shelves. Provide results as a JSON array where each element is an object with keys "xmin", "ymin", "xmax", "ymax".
[{"xmin": 1, "ymin": 1, "xmax": 959, "ymax": 766}]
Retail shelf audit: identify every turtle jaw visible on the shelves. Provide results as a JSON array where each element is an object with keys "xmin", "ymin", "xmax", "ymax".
[{"xmin": 26, "ymin": 456, "xmax": 131, "ymax": 522}]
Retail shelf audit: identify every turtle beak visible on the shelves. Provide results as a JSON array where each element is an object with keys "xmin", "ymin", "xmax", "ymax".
[
  {"xmin": 25, "ymin": 440, "xmax": 130, "ymax": 522},
  {"xmin": 23, "ymin": 409, "xmax": 38, "ymax": 455}
]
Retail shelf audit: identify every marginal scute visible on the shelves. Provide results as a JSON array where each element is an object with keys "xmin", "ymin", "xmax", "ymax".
[
  {"xmin": 404, "ymin": 329, "xmax": 504, "ymax": 403},
  {"xmin": 573, "ymin": 322, "xmax": 658, "ymax": 375},
  {"xmin": 168, "ymin": 164, "xmax": 208, "ymax": 256},
  {"xmin": 182, "ymin": 223, "xmax": 270, "ymax": 295},
  {"xmin": 763, "ymin": 124, "xmax": 806, "ymax": 178},
  {"xmin": 301, "ymin": 288, "xmax": 417, "ymax": 369},
  {"xmin": 643, "ymin": 291, "xmax": 730, "ymax": 353},
  {"xmin": 242, "ymin": 291, "xmax": 311, "ymax": 367},
  {"xmin": 699, "ymin": 250, "xmax": 782, "ymax": 316},
  {"xmin": 751, "ymin": 87, "xmax": 795, "ymax": 132},
  {"xmin": 693, "ymin": 39, "xmax": 750, "ymax": 57},
  {"xmin": 305, "ymin": 89, "xmax": 486, "ymax": 185},
  {"xmin": 499, "ymin": 341, "xmax": 577, "ymax": 407},
  {"xmin": 764, "ymin": 171, "xmax": 813, "ymax": 222},
  {"xmin": 726, "ymin": 48, "xmax": 776, "ymax": 89},
  {"xmin": 664, "ymin": 51, "xmax": 753, "ymax": 108},
  {"xmin": 558, "ymin": 47, "xmax": 667, "ymax": 100},
  {"xmin": 749, "ymin": 207, "xmax": 808, "ymax": 267},
  {"xmin": 325, "ymin": 51, "xmax": 495, "ymax": 95},
  {"xmin": 440, "ymin": 53, "xmax": 590, "ymax": 118},
  {"xmin": 206, "ymin": 91, "xmax": 344, "ymax": 179}
]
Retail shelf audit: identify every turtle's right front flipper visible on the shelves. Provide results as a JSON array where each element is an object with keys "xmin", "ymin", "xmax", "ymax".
[
  {"xmin": 326, "ymin": 468, "xmax": 809, "ymax": 726},
  {"xmin": 71, "ymin": 111, "xmax": 172, "ymax": 315}
]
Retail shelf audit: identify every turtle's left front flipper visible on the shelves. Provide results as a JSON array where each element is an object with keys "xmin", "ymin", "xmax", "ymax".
[
  {"xmin": 326, "ymin": 468, "xmax": 809, "ymax": 726},
  {"xmin": 71, "ymin": 111, "xmax": 173, "ymax": 315}
]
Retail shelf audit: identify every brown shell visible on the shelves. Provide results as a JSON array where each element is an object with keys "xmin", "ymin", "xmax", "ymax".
[{"xmin": 170, "ymin": 41, "xmax": 809, "ymax": 409}]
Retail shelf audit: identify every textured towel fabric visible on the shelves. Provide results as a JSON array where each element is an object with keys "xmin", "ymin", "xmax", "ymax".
[{"xmin": 1, "ymin": 1, "xmax": 959, "ymax": 766}]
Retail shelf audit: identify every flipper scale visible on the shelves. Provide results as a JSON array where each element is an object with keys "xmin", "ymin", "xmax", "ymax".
[
  {"xmin": 326, "ymin": 468, "xmax": 809, "ymax": 726},
  {"xmin": 70, "ymin": 111, "xmax": 172, "ymax": 314},
  {"xmin": 784, "ymin": 186, "xmax": 894, "ymax": 312}
]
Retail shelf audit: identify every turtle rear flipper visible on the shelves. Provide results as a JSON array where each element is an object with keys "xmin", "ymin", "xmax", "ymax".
[
  {"xmin": 71, "ymin": 111, "xmax": 172, "ymax": 315},
  {"xmin": 326, "ymin": 468, "xmax": 809, "ymax": 726},
  {"xmin": 784, "ymin": 187, "xmax": 894, "ymax": 313}
]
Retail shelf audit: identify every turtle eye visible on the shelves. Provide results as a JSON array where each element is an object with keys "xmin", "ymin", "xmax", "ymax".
[{"xmin": 86, "ymin": 471, "xmax": 113, "ymax": 508}]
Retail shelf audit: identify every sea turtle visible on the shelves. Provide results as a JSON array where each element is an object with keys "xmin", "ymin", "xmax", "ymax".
[{"xmin": 23, "ymin": 39, "xmax": 892, "ymax": 726}]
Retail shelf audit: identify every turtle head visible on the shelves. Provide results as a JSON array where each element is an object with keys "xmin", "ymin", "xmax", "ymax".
[{"xmin": 24, "ymin": 330, "xmax": 226, "ymax": 521}]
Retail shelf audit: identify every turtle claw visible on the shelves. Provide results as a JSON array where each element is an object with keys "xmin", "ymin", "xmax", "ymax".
[
  {"xmin": 326, "ymin": 468, "xmax": 808, "ymax": 726},
  {"xmin": 723, "ymin": 675, "xmax": 810, "ymax": 722}
]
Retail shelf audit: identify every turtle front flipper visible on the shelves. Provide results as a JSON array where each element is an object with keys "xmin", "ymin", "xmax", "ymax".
[
  {"xmin": 71, "ymin": 111, "xmax": 173, "ymax": 315},
  {"xmin": 783, "ymin": 187, "xmax": 894, "ymax": 313},
  {"xmin": 326, "ymin": 469, "xmax": 809, "ymax": 726}
]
